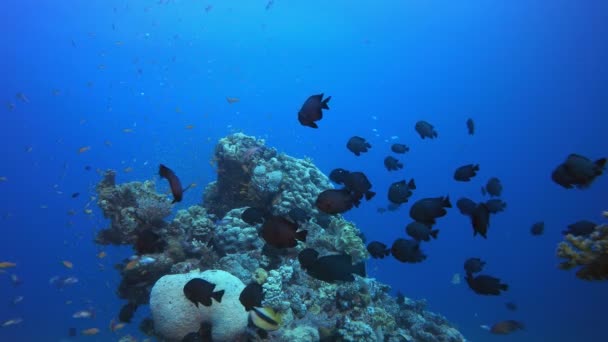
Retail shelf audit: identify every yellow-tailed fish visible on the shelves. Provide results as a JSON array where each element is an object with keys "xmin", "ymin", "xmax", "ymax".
[{"xmin": 250, "ymin": 307, "xmax": 281, "ymax": 331}]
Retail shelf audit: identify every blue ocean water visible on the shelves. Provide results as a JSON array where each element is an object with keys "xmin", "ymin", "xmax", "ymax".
[{"xmin": 2, "ymin": 0, "xmax": 607, "ymax": 341}]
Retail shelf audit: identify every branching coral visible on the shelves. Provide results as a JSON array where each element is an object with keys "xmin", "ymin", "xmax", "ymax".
[{"xmin": 557, "ymin": 217, "xmax": 608, "ymax": 280}]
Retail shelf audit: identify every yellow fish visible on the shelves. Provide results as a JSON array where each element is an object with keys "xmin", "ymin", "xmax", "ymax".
[
  {"xmin": 78, "ymin": 146, "xmax": 91, "ymax": 154},
  {"xmin": 97, "ymin": 251, "xmax": 107, "ymax": 259},
  {"xmin": 0, "ymin": 262, "xmax": 16, "ymax": 269},
  {"xmin": 250, "ymin": 307, "xmax": 281, "ymax": 331},
  {"xmin": 62, "ymin": 260, "xmax": 74, "ymax": 269}
]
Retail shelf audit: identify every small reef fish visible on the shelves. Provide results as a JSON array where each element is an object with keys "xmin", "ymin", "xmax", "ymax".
[
  {"xmin": 97, "ymin": 251, "xmax": 107, "ymax": 259},
  {"xmin": 391, "ymin": 144, "xmax": 409, "ymax": 154},
  {"xmin": 250, "ymin": 307, "xmax": 282, "ymax": 331},
  {"xmin": 183, "ymin": 278, "xmax": 224, "ymax": 307},
  {"xmin": 81, "ymin": 328, "xmax": 100, "ymax": 335},
  {"xmin": 122, "ymin": 128, "xmax": 134, "ymax": 133},
  {"xmin": 110, "ymin": 318, "xmax": 126, "ymax": 332},
  {"xmin": 226, "ymin": 96, "xmax": 240, "ymax": 104},
  {"xmin": 185, "ymin": 124, "xmax": 195, "ymax": 129},
  {"xmin": 298, "ymin": 93, "xmax": 331, "ymax": 128},
  {"xmin": 62, "ymin": 260, "xmax": 74, "ymax": 269},
  {"xmin": 1, "ymin": 318, "xmax": 23, "ymax": 327},
  {"xmin": 73, "ymin": 310, "xmax": 95, "ymax": 318},
  {"xmin": 0, "ymin": 262, "xmax": 16, "ymax": 268},
  {"xmin": 78, "ymin": 146, "xmax": 91, "ymax": 154},
  {"xmin": 12, "ymin": 296, "xmax": 24, "ymax": 305}
]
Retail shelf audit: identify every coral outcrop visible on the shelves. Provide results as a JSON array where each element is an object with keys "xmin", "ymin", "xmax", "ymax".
[{"xmin": 557, "ymin": 216, "xmax": 608, "ymax": 280}]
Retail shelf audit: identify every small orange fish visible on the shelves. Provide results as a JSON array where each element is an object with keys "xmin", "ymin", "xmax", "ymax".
[
  {"xmin": 124, "ymin": 259, "xmax": 139, "ymax": 271},
  {"xmin": 82, "ymin": 328, "xmax": 100, "ymax": 335},
  {"xmin": 0, "ymin": 262, "xmax": 16, "ymax": 269},
  {"xmin": 122, "ymin": 128, "xmax": 133, "ymax": 133},
  {"xmin": 185, "ymin": 124, "xmax": 195, "ymax": 130},
  {"xmin": 226, "ymin": 96, "xmax": 240, "ymax": 104},
  {"xmin": 62, "ymin": 260, "xmax": 74, "ymax": 269},
  {"xmin": 97, "ymin": 251, "xmax": 107, "ymax": 259},
  {"xmin": 78, "ymin": 146, "xmax": 91, "ymax": 154}
]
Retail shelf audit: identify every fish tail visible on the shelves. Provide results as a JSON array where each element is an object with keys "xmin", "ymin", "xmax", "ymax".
[
  {"xmin": 473, "ymin": 164, "xmax": 480, "ymax": 171},
  {"xmin": 595, "ymin": 158, "xmax": 606, "ymax": 169},
  {"xmin": 443, "ymin": 195, "xmax": 452, "ymax": 208},
  {"xmin": 307, "ymin": 122, "xmax": 318, "ymax": 128},
  {"xmin": 500, "ymin": 284, "xmax": 509, "ymax": 291},
  {"xmin": 365, "ymin": 191, "xmax": 376, "ymax": 201},
  {"xmin": 212, "ymin": 289, "xmax": 225, "ymax": 303},
  {"xmin": 321, "ymin": 96, "xmax": 331, "ymax": 109},
  {"xmin": 296, "ymin": 230, "xmax": 308, "ymax": 242},
  {"xmin": 408, "ymin": 179, "xmax": 416, "ymax": 190},
  {"xmin": 430, "ymin": 230, "xmax": 439, "ymax": 239}
]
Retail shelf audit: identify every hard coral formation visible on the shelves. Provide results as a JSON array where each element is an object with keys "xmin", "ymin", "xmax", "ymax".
[
  {"xmin": 94, "ymin": 133, "xmax": 466, "ymax": 342},
  {"xmin": 557, "ymin": 219, "xmax": 608, "ymax": 280},
  {"xmin": 150, "ymin": 270, "xmax": 248, "ymax": 342}
]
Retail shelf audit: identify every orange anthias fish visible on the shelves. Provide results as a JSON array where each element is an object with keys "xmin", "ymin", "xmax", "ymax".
[
  {"xmin": 82, "ymin": 328, "xmax": 100, "ymax": 335},
  {"xmin": 0, "ymin": 262, "xmax": 16, "ymax": 269},
  {"xmin": 97, "ymin": 251, "xmax": 107, "ymax": 259},
  {"xmin": 62, "ymin": 260, "xmax": 74, "ymax": 269},
  {"xmin": 185, "ymin": 124, "xmax": 195, "ymax": 130},
  {"xmin": 78, "ymin": 146, "xmax": 91, "ymax": 154}
]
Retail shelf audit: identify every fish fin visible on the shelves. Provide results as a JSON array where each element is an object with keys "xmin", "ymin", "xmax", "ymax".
[
  {"xmin": 321, "ymin": 96, "xmax": 331, "ymax": 109},
  {"xmin": 296, "ymin": 230, "xmax": 308, "ymax": 242},
  {"xmin": 365, "ymin": 191, "xmax": 376, "ymax": 200},
  {"xmin": 595, "ymin": 158, "xmax": 607, "ymax": 169},
  {"xmin": 408, "ymin": 179, "xmax": 416, "ymax": 189},
  {"xmin": 474, "ymin": 164, "xmax": 480, "ymax": 171},
  {"xmin": 355, "ymin": 151, "xmax": 360, "ymax": 156},
  {"xmin": 212, "ymin": 289, "xmax": 225, "ymax": 303},
  {"xmin": 430, "ymin": 230, "xmax": 439, "ymax": 239},
  {"xmin": 443, "ymin": 195, "xmax": 452, "ymax": 208},
  {"xmin": 307, "ymin": 122, "xmax": 318, "ymax": 128},
  {"xmin": 352, "ymin": 261, "xmax": 366, "ymax": 277},
  {"xmin": 500, "ymin": 284, "xmax": 509, "ymax": 291}
]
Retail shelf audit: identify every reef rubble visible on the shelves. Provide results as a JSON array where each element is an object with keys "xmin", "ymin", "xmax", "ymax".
[{"xmin": 94, "ymin": 133, "xmax": 466, "ymax": 341}]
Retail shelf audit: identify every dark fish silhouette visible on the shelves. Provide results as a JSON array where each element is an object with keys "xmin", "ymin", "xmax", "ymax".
[
  {"xmin": 483, "ymin": 177, "xmax": 502, "ymax": 197},
  {"xmin": 241, "ymin": 207, "xmax": 267, "ymax": 225},
  {"xmin": 183, "ymin": 278, "xmax": 224, "ymax": 307},
  {"xmin": 384, "ymin": 156, "xmax": 403, "ymax": 171},
  {"xmin": 388, "ymin": 179, "xmax": 416, "ymax": 204},
  {"xmin": 391, "ymin": 238, "xmax": 426, "ymax": 263},
  {"xmin": 119, "ymin": 302, "xmax": 138, "ymax": 323},
  {"xmin": 562, "ymin": 220, "xmax": 596, "ymax": 236},
  {"xmin": 367, "ymin": 241, "xmax": 390, "ymax": 259},
  {"xmin": 346, "ymin": 136, "xmax": 371, "ymax": 156},
  {"xmin": 471, "ymin": 203, "xmax": 490, "ymax": 238},
  {"xmin": 466, "ymin": 274, "xmax": 508, "ymax": 295},
  {"xmin": 454, "ymin": 164, "xmax": 479, "ymax": 182},
  {"xmin": 464, "ymin": 257, "xmax": 485, "ymax": 275},
  {"xmin": 298, "ymin": 93, "xmax": 331, "ymax": 128},
  {"xmin": 299, "ymin": 248, "xmax": 365, "ymax": 282},
  {"xmin": 456, "ymin": 197, "xmax": 477, "ymax": 216},
  {"xmin": 490, "ymin": 320, "xmax": 524, "ymax": 335},
  {"xmin": 415, "ymin": 120, "xmax": 438, "ymax": 139},
  {"xmin": 552, "ymin": 154, "xmax": 606, "ymax": 189},
  {"xmin": 409, "ymin": 196, "xmax": 451, "ymax": 226},
  {"xmin": 159, "ymin": 164, "xmax": 183, "ymax": 203},
  {"xmin": 316, "ymin": 189, "xmax": 355, "ymax": 214},
  {"xmin": 406, "ymin": 221, "xmax": 438, "ymax": 242},
  {"xmin": 485, "ymin": 199, "xmax": 507, "ymax": 214},
  {"xmin": 391, "ymin": 143, "xmax": 409, "ymax": 154},
  {"xmin": 329, "ymin": 168, "xmax": 350, "ymax": 185},
  {"xmin": 239, "ymin": 282, "xmax": 264, "ymax": 311},
  {"xmin": 261, "ymin": 215, "xmax": 307, "ymax": 248},
  {"xmin": 530, "ymin": 221, "xmax": 544, "ymax": 236},
  {"xmin": 466, "ymin": 118, "xmax": 475, "ymax": 135}
]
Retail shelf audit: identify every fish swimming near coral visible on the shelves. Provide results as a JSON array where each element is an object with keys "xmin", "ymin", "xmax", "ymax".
[
  {"xmin": 551, "ymin": 153, "xmax": 606, "ymax": 189},
  {"xmin": 239, "ymin": 282, "xmax": 264, "ymax": 311},
  {"xmin": 316, "ymin": 189, "xmax": 355, "ymax": 214},
  {"xmin": 298, "ymin": 93, "xmax": 331, "ymax": 128},
  {"xmin": 367, "ymin": 241, "xmax": 390, "ymax": 259},
  {"xmin": 346, "ymin": 136, "xmax": 371, "ymax": 156},
  {"xmin": 118, "ymin": 302, "xmax": 138, "ymax": 323},
  {"xmin": 183, "ymin": 278, "xmax": 224, "ymax": 307},
  {"xmin": 490, "ymin": 320, "xmax": 524, "ymax": 335},
  {"xmin": 261, "ymin": 215, "xmax": 307, "ymax": 249},
  {"xmin": 466, "ymin": 274, "xmax": 508, "ymax": 295},
  {"xmin": 159, "ymin": 164, "xmax": 184, "ymax": 203},
  {"xmin": 415, "ymin": 120, "xmax": 438, "ymax": 139},
  {"xmin": 250, "ymin": 306, "xmax": 282, "ymax": 331},
  {"xmin": 298, "ymin": 248, "xmax": 366, "ymax": 282}
]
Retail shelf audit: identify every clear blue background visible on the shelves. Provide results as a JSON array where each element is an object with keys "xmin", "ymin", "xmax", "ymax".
[{"xmin": 1, "ymin": 0, "xmax": 607, "ymax": 341}]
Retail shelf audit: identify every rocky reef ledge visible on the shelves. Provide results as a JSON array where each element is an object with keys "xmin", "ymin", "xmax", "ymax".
[{"xmin": 95, "ymin": 133, "xmax": 466, "ymax": 342}]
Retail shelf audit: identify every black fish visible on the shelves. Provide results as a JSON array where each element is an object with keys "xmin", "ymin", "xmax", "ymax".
[
  {"xmin": 391, "ymin": 238, "xmax": 426, "ymax": 263},
  {"xmin": 299, "ymin": 248, "xmax": 365, "ymax": 283},
  {"xmin": 466, "ymin": 274, "xmax": 508, "ymax": 296},
  {"xmin": 456, "ymin": 197, "xmax": 477, "ymax": 216},
  {"xmin": 84, "ymin": 165, "xmax": 92, "ymax": 171},
  {"xmin": 159, "ymin": 164, "xmax": 183, "ymax": 203},
  {"xmin": 409, "ymin": 196, "xmax": 451, "ymax": 226},
  {"xmin": 241, "ymin": 207, "xmax": 266, "ymax": 225},
  {"xmin": 466, "ymin": 118, "xmax": 475, "ymax": 135},
  {"xmin": 388, "ymin": 179, "xmax": 416, "ymax": 204},
  {"xmin": 183, "ymin": 278, "xmax": 224, "ymax": 307},
  {"xmin": 464, "ymin": 257, "xmax": 485, "ymax": 275},
  {"xmin": 316, "ymin": 189, "xmax": 355, "ymax": 214},
  {"xmin": 551, "ymin": 154, "xmax": 606, "ymax": 189},
  {"xmin": 119, "ymin": 302, "xmax": 138, "ymax": 323},
  {"xmin": 71, "ymin": 192, "xmax": 80, "ymax": 198},
  {"xmin": 483, "ymin": 177, "xmax": 502, "ymax": 197},
  {"xmin": 261, "ymin": 215, "xmax": 307, "ymax": 248},
  {"xmin": 342, "ymin": 171, "xmax": 375, "ymax": 203},
  {"xmin": 298, "ymin": 93, "xmax": 331, "ymax": 128},
  {"xmin": 239, "ymin": 283, "xmax": 264, "ymax": 311},
  {"xmin": 135, "ymin": 229, "xmax": 166, "ymax": 255},
  {"xmin": 406, "ymin": 221, "xmax": 439, "ymax": 242},
  {"xmin": 298, "ymin": 248, "xmax": 319, "ymax": 268},
  {"xmin": 182, "ymin": 322, "xmax": 213, "ymax": 342},
  {"xmin": 490, "ymin": 320, "xmax": 524, "ymax": 335},
  {"xmin": 367, "ymin": 241, "xmax": 390, "ymax": 259},
  {"xmin": 485, "ymin": 199, "xmax": 507, "ymax": 214},
  {"xmin": 384, "ymin": 156, "xmax": 403, "ymax": 171},
  {"xmin": 562, "ymin": 220, "xmax": 596, "ymax": 236},
  {"xmin": 414, "ymin": 120, "xmax": 438, "ymax": 139},
  {"xmin": 329, "ymin": 168, "xmax": 350, "ymax": 185},
  {"xmin": 453, "ymin": 164, "xmax": 479, "ymax": 182},
  {"xmin": 346, "ymin": 136, "xmax": 371, "ymax": 156},
  {"xmin": 470, "ymin": 203, "xmax": 490, "ymax": 238},
  {"xmin": 530, "ymin": 221, "xmax": 544, "ymax": 236},
  {"xmin": 391, "ymin": 143, "xmax": 409, "ymax": 154}
]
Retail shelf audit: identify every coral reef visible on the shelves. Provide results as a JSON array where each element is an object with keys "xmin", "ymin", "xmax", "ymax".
[
  {"xmin": 557, "ymin": 218, "xmax": 608, "ymax": 280},
  {"xmin": 94, "ymin": 133, "xmax": 466, "ymax": 342}
]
